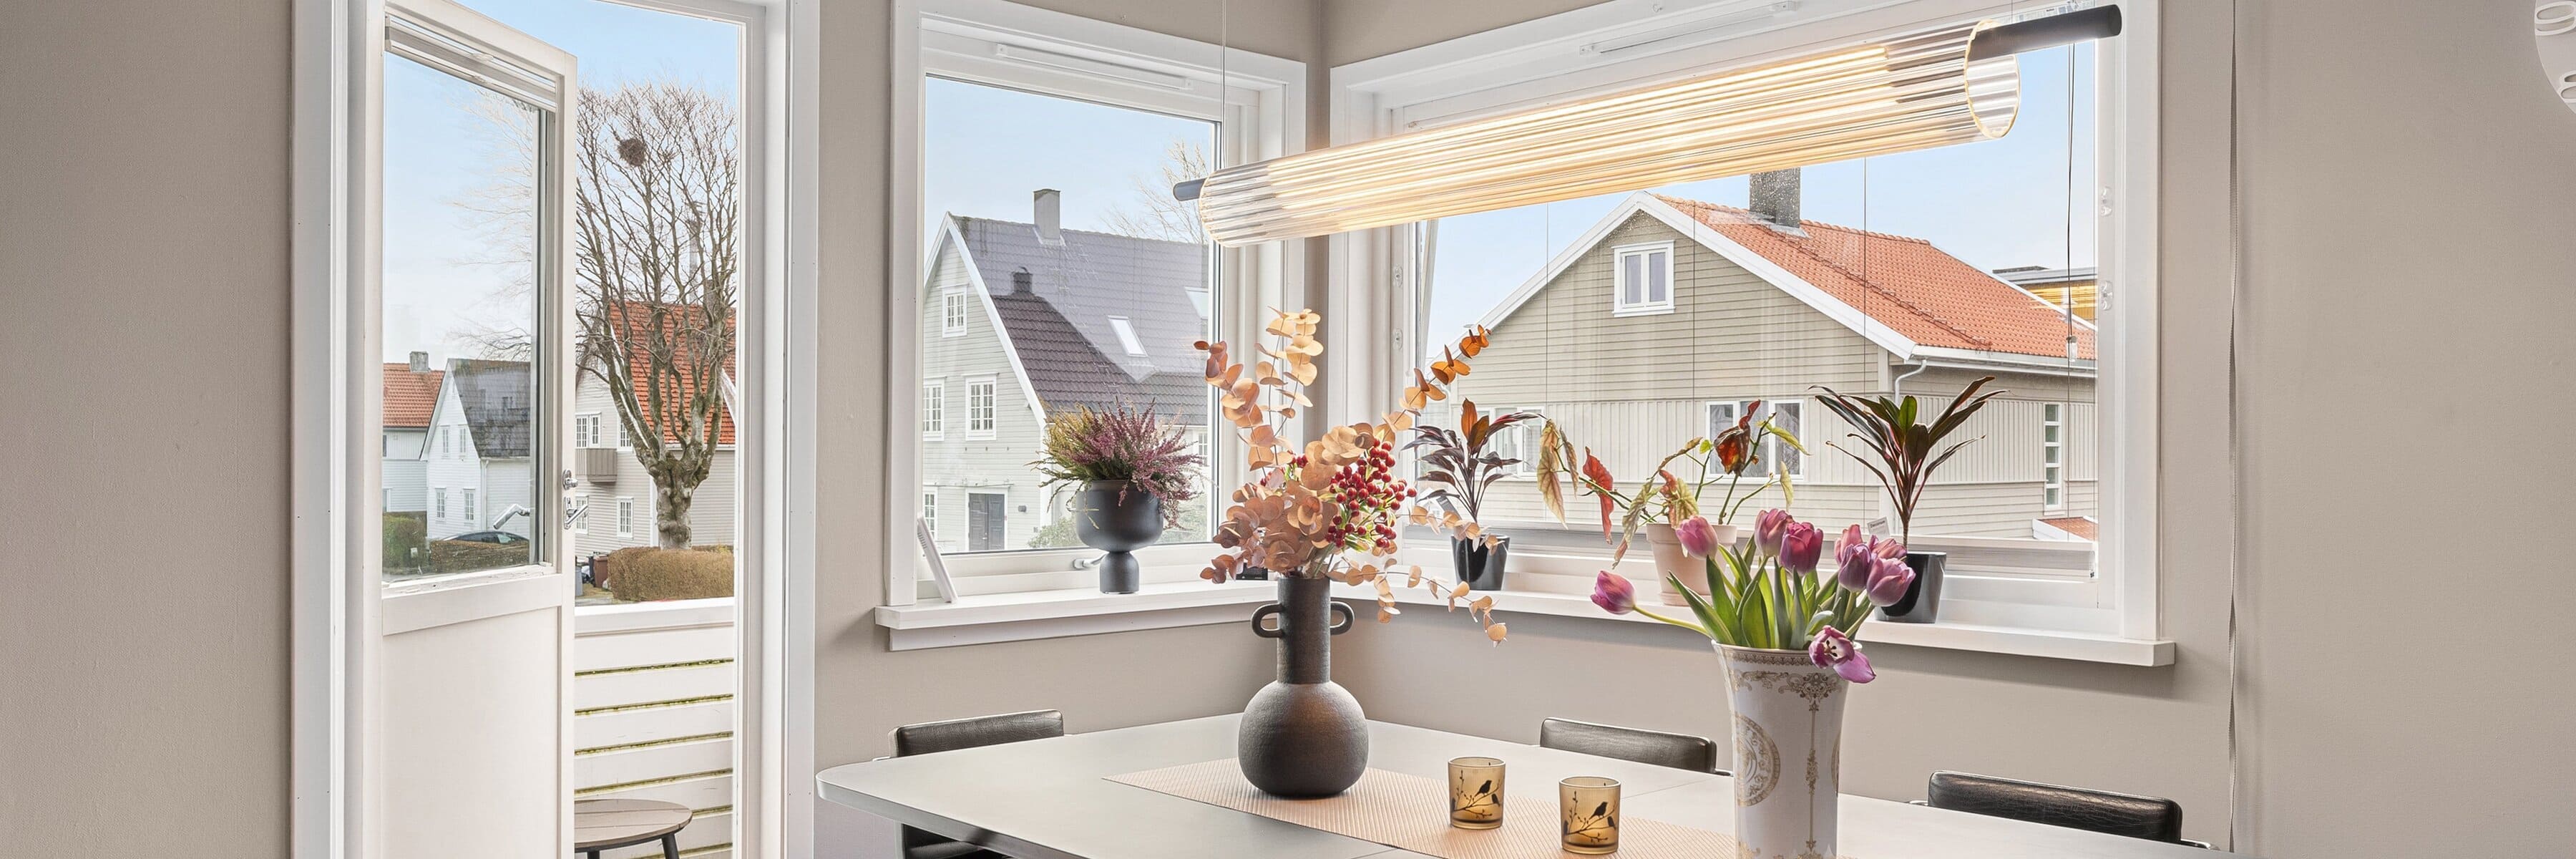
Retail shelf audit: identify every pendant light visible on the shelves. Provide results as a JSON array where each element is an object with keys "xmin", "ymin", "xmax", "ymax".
[{"xmin": 1179, "ymin": 6, "xmax": 2121, "ymax": 246}]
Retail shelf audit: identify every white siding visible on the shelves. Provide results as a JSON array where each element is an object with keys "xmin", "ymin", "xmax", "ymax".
[
  {"xmin": 918, "ymin": 238, "xmax": 1047, "ymax": 551},
  {"xmin": 424, "ymin": 381, "xmax": 482, "ymax": 540},
  {"xmin": 571, "ymin": 371, "xmax": 741, "ymax": 556}
]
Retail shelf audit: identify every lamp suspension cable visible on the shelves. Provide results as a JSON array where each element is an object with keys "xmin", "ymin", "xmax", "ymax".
[{"xmin": 1177, "ymin": 4, "xmax": 2122, "ymax": 247}]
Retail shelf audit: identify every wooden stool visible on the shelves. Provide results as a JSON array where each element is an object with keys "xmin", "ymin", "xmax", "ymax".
[{"xmin": 573, "ymin": 797, "xmax": 691, "ymax": 859}]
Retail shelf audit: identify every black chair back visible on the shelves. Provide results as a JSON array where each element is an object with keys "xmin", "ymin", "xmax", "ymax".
[
  {"xmin": 891, "ymin": 710, "xmax": 1064, "ymax": 857},
  {"xmin": 1924, "ymin": 770, "xmax": 2186, "ymax": 843},
  {"xmin": 1538, "ymin": 717, "xmax": 1724, "ymax": 775}
]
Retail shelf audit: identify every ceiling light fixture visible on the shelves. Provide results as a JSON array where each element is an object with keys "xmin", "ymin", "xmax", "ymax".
[{"xmin": 1177, "ymin": 6, "xmax": 2122, "ymax": 246}]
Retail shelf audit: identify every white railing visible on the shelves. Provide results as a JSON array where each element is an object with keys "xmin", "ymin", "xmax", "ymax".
[{"xmin": 574, "ymin": 598, "xmax": 737, "ymax": 859}]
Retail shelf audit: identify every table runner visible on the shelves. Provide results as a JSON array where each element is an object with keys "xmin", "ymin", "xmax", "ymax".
[{"xmin": 1108, "ymin": 759, "xmax": 1849, "ymax": 858}]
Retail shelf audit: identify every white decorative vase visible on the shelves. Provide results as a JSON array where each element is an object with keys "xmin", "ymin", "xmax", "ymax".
[
  {"xmin": 1717, "ymin": 644, "xmax": 1847, "ymax": 859},
  {"xmin": 1647, "ymin": 521, "xmax": 1737, "ymax": 606}
]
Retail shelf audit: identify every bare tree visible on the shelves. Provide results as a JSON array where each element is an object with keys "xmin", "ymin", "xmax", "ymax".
[
  {"xmin": 1099, "ymin": 139, "xmax": 1210, "ymax": 243},
  {"xmin": 572, "ymin": 82, "xmax": 741, "ymax": 549}
]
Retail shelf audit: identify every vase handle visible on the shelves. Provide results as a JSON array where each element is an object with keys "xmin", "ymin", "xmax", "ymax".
[
  {"xmin": 1249, "ymin": 603, "xmax": 1286, "ymax": 639},
  {"xmin": 1327, "ymin": 601, "xmax": 1354, "ymax": 635}
]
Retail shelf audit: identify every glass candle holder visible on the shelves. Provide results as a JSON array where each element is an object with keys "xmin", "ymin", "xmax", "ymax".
[
  {"xmin": 1447, "ymin": 757, "xmax": 1506, "ymax": 829},
  {"xmin": 1558, "ymin": 776, "xmax": 1621, "ymax": 855}
]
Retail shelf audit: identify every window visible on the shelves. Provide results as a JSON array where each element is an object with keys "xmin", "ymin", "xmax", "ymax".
[
  {"xmin": 570, "ymin": 495, "xmax": 588, "ymax": 534},
  {"xmin": 896, "ymin": 0, "xmax": 1299, "ymax": 598},
  {"xmin": 461, "ymin": 489, "xmax": 477, "ymax": 528},
  {"xmin": 1355, "ymin": 0, "xmax": 2157, "ymax": 641},
  {"xmin": 922, "ymin": 380, "xmax": 946, "ymax": 439},
  {"xmin": 575, "ymin": 413, "xmax": 602, "ymax": 448},
  {"xmin": 1107, "ymin": 316, "xmax": 1148, "ymax": 356},
  {"xmin": 922, "ymin": 492, "xmax": 940, "ymax": 540},
  {"xmin": 1493, "ymin": 407, "xmax": 1540, "ymax": 476},
  {"xmin": 1611, "ymin": 241, "xmax": 1674, "ymax": 316},
  {"xmin": 964, "ymin": 379, "xmax": 997, "ymax": 437},
  {"xmin": 942, "ymin": 291, "xmax": 969, "ymax": 336},
  {"xmin": 616, "ymin": 497, "xmax": 635, "ymax": 537},
  {"xmin": 434, "ymin": 487, "xmax": 449, "ymax": 520}
]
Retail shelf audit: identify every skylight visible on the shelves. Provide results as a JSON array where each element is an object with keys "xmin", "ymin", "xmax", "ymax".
[{"xmin": 1108, "ymin": 316, "xmax": 1147, "ymax": 356}]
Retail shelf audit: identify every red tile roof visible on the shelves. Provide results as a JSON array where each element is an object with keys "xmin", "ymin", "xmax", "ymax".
[
  {"xmin": 600, "ymin": 301, "xmax": 736, "ymax": 446},
  {"xmin": 383, "ymin": 364, "xmax": 444, "ymax": 429},
  {"xmin": 1657, "ymin": 195, "xmax": 2096, "ymax": 361},
  {"xmin": 2039, "ymin": 516, "xmax": 2099, "ymax": 540}
]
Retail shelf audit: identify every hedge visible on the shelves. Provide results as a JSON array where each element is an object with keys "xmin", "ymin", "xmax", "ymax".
[{"xmin": 598, "ymin": 546, "xmax": 735, "ymax": 602}]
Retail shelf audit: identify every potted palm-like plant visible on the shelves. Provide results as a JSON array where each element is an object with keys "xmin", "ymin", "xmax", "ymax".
[
  {"xmin": 1810, "ymin": 377, "xmax": 2002, "ymax": 623},
  {"xmin": 1405, "ymin": 400, "xmax": 1537, "ymax": 591},
  {"xmin": 1033, "ymin": 404, "xmax": 1202, "ymax": 594}
]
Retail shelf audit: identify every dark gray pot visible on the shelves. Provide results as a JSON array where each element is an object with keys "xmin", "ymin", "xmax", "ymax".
[
  {"xmin": 1073, "ymin": 480, "xmax": 1162, "ymax": 594},
  {"xmin": 1878, "ymin": 550, "xmax": 1947, "ymax": 623},
  {"xmin": 1239, "ymin": 577, "xmax": 1365, "ymax": 797},
  {"xmin": 1452, "ymin": 535, "xmax": 1510, "ymax": 591}
]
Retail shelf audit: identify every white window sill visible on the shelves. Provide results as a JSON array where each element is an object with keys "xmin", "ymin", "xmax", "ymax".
[{"xmin": 872, "ymin": 573, "xmax": 2173, "ymax": 666}]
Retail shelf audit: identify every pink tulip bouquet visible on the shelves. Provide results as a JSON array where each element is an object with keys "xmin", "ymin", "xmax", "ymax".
[{"xmin": 1590, "ymin": 512, "xmax": 1913, "ymax": 681}]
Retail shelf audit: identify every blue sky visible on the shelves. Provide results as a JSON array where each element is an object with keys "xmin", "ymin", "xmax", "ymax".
[{"xmin": 922, "ymin": 77, "xmax": 1216, "ymax": 243}]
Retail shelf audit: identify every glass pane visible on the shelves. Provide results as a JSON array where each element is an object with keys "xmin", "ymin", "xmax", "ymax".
[
  {"xmin": 1647, "ymin": 251, "xmax": 1669, "ymax": 303},
  {"xmin": 381, "ymin": 53, "xmax": 542, "ymax": 581},
  {"xmin": 919, "ymin": 77, "xmax": 1220, "ymax": 554},
  {"xmin": 1419, "ymin": 23, "xmax": 2100, "ymax": 575}
]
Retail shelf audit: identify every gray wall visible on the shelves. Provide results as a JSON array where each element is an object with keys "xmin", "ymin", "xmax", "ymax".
[{"xmin": 0, "ymin": 1, "xmax": 292, "ymax": 856}]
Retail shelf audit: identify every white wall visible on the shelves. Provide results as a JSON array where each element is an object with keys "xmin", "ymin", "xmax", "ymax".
[{"xmin": 383, "ymin": 608, "xmax": 565, "ymax": 859}]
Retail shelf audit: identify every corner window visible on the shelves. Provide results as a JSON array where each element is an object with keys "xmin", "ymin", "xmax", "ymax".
[
  {"xmin": 922, "ymin": 380, "xmax": 946, "ymax": 439},
  {"xmin": 1611, "ymin": 241, "xmax": 1674, "ymax": 316}
]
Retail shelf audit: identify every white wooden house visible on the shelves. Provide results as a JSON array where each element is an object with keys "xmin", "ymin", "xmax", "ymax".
[{"xmin": 421, "ymin": 358, "xmax": 537, "ymax": 540}]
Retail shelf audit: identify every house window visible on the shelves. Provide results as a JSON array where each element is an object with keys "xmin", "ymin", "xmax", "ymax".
[
  {"xmin": 575, "ymin": 413, "xmax": 602, "ymax": 448},
  {"xmin": 1491, "ymin": 407, "xmax": 1539, "ymax": 476},
  {"xmin": 1108, "ymin": 316, "xmax": 1148, "ymax": 356},
  {"xmin": 570, "ymin": 495, "xmax": 589, "ymax": 534},
  {"xmin": 434, "ymin": 487, "xmax": 449, "ymax": 520},
  {"xmin": 1611, "ymin": 241, "xmax": 1674, "ymax": 316},
  {"xmin": 2043, "ymin": 402, "xmax": 2065, "ymax": 508},
  {"xmin": 942, "ymin": 291, "xmax": 969, "ymax": 336},
  {"xmin": 965, "ymin": 378, "xmax": 997, "ymax": 437},
  {"xmin": 922, "ymin": 492, "xmax": 939, "ymax": 540},
  {"xmin": 899, "ymin": 1, "xmax": 1294, "ymax": 585},
  {"xmin": 616, "ymin": 497, "xmax": 635, "ymax": 537},
  {"xmin": 922, "ymin": 380, "xmax": 946, "ymax": 439},
  {"xmin": 461, "ymin": 489, "xmax": 477, "ymax": 528},
  {"xmin": 1706, "ymin": 401, "xmax": 1799, "ymax": 477}
]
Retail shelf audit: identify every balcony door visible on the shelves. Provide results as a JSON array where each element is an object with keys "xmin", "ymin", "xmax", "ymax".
[{"xmin": 374, "ymin": 1, "xmax": 577, "ymax": 855}]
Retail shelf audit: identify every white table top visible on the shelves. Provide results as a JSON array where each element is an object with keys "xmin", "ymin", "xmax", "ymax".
[{"xmin": 816, "ymin": 714, "xmax": 2239, "ymax": 859}]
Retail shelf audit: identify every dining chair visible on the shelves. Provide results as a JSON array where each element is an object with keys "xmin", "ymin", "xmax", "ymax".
[
  {"xmin": 889, "ymin": 709, "xmax": 1065, "ymax": 859},
  {"xmin": 1922, "ymin": 770, "xmax": 2202, "ymax": 846},
  {"xmin": 1538, "ymin": 717, "xmax": 1729, "ymax": 775}
]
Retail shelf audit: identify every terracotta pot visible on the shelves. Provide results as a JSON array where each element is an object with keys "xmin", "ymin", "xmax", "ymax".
[
  {"xmin": 1718, "ymin": 644, "xmax": 1848, "ymax": 859},
  {"xmin": 1646, "ymin": 521, "xmax": 1738, "ymax": 606}
]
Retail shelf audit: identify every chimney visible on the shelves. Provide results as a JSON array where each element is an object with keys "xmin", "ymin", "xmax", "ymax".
[
  {"xmin": 408, "ymin": 351, "xmax": 429, "ymax": 373},
  {"xmin": 1748, "ymin": 168, "xmax": 1801, "ymax": 230},
  {"xmin": 1033, "ymin": 188, "xmax": 1063, "ymax": 246},
  {"xmin": 1010, "ymin": 268, "xmax": 1034, "ymax": 295}
]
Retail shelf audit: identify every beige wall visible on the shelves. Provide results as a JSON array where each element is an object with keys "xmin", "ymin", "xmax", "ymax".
[{"xmin": 0, "ymin": 1, "xmax": 292, "ymax": 856}]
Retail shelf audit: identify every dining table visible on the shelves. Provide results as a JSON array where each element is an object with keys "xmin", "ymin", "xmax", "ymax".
[{"xmin": 815, "ymin": 714, "xmax": 2240, "ymax": 859}]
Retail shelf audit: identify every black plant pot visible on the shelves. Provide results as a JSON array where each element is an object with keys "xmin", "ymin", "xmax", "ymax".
[
  {"xmin": 1239, "ymin": 578, "xmax": 1366, "ymax": 797},
  {"xmin": 1452, "ymin": 535, "xmax": 1510, "ymax": 591},
  {"xmin": 1073, "ymin": 480, "xmax": 1162, "ymax": 594},
  {"xmin": 1878, "ymin": 550, "xmax": 1947, "ymax": 623}
]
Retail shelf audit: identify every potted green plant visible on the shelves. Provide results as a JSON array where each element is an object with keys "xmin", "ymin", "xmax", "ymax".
[
  {"xmin": 1404, "ymin": 399, "xmax": 1537, "ymax": 591},
  {"xmin": 1810, "ymin": 376, "xmax": 2002, "ymax": 622},
  {"xmin": 1033, "ymin": 404, "xmax": 1202, "ymax": 593}
]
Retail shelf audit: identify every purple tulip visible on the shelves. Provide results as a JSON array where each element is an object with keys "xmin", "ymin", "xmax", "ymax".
[
  {"xmin": 1865, "ymin": 555, "xmax": 1917, "ymax": 606},
  {"xmin": 1779, "ymin": 521, "xmax": 1823, "ymax": 573},
  {"xmin": 1753, "ymin": 509, "xmax": 1792, "ymax": 557},
  {"xmin": 1835, "ymin": 525, "xmax": 1873, "ymax": 592},
  {"xmin": 1675, "ymin": 515, "xmax": 1722, "ymax": 558},
  {"xmin": 1591, "ymin": 571, "xmax": 1637, "ymax": 615},
  {"xmin": 1808, "ymin": 626, "xmax": 1875, "ymax": 684}
]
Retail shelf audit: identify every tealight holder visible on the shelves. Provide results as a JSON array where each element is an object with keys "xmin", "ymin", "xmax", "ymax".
[
  {"xmin": 1447, "ymin": 757, "xmax": 1506, "ymax": 829},
  {"xmin": 1558, "ymin": 776, "xmax": 1621, "ymax": 855}
]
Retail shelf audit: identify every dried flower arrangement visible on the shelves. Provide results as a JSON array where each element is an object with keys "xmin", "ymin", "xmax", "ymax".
[
  {"xmin": 1196, "ymin": 310, "xmax": 1508, "ymax": 641},
  {"xmin": 1031, "ymin": 404, "xmax": 1203, "ymax": 529}
]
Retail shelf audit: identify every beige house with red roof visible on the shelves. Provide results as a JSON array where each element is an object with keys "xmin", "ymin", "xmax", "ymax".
[
  {"xmin": 570, "ymin": 301, "xmax": 739, "ymax": 558},
  {"xmin": 1450, "ymin": 181, "xmax": 2098, "ymax": 540}
]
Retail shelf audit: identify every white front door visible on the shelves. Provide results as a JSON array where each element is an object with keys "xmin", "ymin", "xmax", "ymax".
[{"xmin": 373, "ymin": 1, "xmax": 577, "ymax": 856}]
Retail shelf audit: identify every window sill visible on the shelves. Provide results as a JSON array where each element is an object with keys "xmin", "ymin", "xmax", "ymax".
[{"xmin": 872, "ymin": 575, "xmax": 2172, "ymax": 665}]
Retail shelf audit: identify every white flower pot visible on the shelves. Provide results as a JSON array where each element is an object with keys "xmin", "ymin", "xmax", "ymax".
[
  {"xmin": 1717, "ymin": 644, "xmax": 1847, "ymax": 859},
  {"xmin": 1646, "ymin": 521, "xmax": 1737, "ymax": 606}
]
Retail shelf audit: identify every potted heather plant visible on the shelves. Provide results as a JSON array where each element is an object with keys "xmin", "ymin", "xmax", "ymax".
[
  {"xmin": 1533, "ymin": 403, "xmax": 1801, "ymax": 605},
  {"xmin": 1810, "ymin": 376, "xmax": 2003, "ymax": 622},
  {"xmin": 1405, "ymin": 399, "xmax": 1538, "ymax": 591},
  {"xmin": 1590, "ymin": 510, "xmax": 1916, "ymax": 859},
  {"xmin": 1196, "ymin": 310, "xmax": 1506, "ymax": 798},
  {"xmin": 1033, "ymin": 404, "xmax": 1201, "ymax": 594}
]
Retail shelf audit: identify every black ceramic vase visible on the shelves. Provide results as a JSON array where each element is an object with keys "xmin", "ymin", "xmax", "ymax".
[
  {"xmin": 1073, "ymin": 480, "xmax": 1162, "ymax": 594},
  {"xmin": 1878, "ymin": 550, "xmax": 1947, "ymax": 623},
  {"xmin": 1452, "ymin": 535, "xmax": 1510, "ymax": 591},
  {"xmin": 1238, "ymin": 577, "xmax": 1366, "ymax": 797}
]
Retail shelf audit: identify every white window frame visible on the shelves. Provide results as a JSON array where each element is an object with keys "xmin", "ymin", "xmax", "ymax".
[
  {"xmin": 886, "ymin": 0, "xmax": 1306, "ymax": 606},
  {"xmin": 1330, "ymin": 0, "xmax": 2164, "ymax": 651},
  {"xmin": 922, "ymin": 379, "xmax": 946, "ymax": 439},
  {"xmin": 616, "ymin": 496, "xmax": 635, "ymax": 538},
  {"xmin": 922, "ymin": 491, "xmax": 940, "ymax": 542},
  {"xmin": 575, "ymin": 412, "xmax": 602, "ymax": 448},
  {"xmin": 2041, "ymin": 402, "xmax": 2066, "ymax": 508},
  {"xmin": 941, "ymin": 289, "xmax": 969, "ymax": 336},
  {"xmin": 1610, "ymin": 240, "xmax": 1675, "ymax": 316},
  {"xmin": 963, "ymin": 377, "xmax": 997, "ymax": 438},
  {"xmin": 570, "ymin": 494, "xmax": 589, "ymax": 534},
  {"xmin": 434, "ymin": 487, "xmax": 449, "ymax": 520},
  {"xmin": 461, "ymin": 487, "xmax": 477, "ymax": 528},
  {"xmin": 1107, "ymin": 315, "xmax": 1147, "ymax": 356}
]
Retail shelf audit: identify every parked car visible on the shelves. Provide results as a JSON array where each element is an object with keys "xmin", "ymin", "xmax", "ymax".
[{"xmin": 448, "ymin": 530, "xmax": 528, "ymax": 545}]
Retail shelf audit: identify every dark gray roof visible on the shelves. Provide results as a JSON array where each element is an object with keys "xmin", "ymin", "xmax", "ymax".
[
  {"xmin": 448, "ymin": 359, "xmax": 532, "ymax": 459},
  {"xmin": 952, "ymin": 215, "xmax": 1211, "ymax": 425}
]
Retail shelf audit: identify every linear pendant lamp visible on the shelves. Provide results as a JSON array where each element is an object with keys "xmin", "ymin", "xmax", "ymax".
[{"xmin": 1179, "ymin": 6, "xmax": 2121, "ymax": 246}]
